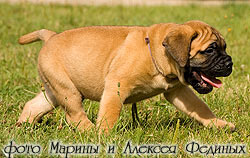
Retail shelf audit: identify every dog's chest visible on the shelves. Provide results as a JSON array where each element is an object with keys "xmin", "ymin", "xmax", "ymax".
[{"xmin": 124, "ymin": 75, "xmax": 180, "ymax": 104}]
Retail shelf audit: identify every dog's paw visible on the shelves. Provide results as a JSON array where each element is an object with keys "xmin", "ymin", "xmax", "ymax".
[
  {"xmin": 16, "ymin": 118, "xmax": 33, "ymax": 126},
  {"xmin": 75, "ymin": 121, "xmax": 95, "ymax": 132},
  {"xmin": 205, "ymin": 118, "xmax": 235, "ymax": 131},
  {"xmin": 15, "ymin": 121, "xmax": 23, "ymax": 127}
]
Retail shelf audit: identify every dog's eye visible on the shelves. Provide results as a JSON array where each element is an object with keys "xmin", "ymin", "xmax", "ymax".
[
  {"xmin": 199, "ymin": 47, "xmax": 214, "ymax": 54},
  {"xmin": 202, "ymin": 42, "xmax": 217, "ymax": 54},
  {"xmin": 205, "ymin": 48, "xmax": 214, "ymax": 53}
]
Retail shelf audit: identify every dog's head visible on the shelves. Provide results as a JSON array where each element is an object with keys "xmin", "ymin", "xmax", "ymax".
[{"xmin": 162, "ymin": 20, "xmax": 233, "ymax": 94}]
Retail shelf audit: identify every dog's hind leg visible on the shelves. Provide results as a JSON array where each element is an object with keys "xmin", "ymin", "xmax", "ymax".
[
  {"xmin": 17, "ymin": 84, "xmax": 57, "ymax": 125},
  {"xmin": 39, "ymin": 71, "xmax": 94, "ymax": 131},
  {"xmin": 42, "ymin": 79, "xmax": 94, "ymax": 131}
]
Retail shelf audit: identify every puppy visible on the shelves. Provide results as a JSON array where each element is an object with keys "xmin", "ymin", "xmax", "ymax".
[{"xmin": 17, "ymin": 20, "xmax": 235, "ymax": 133}]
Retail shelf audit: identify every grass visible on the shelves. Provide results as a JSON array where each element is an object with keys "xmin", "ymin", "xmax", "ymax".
[{"xmin": 0, "ymin": 2, "xmax": 249, "ymax": 157}]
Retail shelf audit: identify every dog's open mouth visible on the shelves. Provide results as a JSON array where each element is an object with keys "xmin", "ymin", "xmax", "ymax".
[
  {"xmin": 200, "ymin": 72, "xmax": 222, "ymax": 88},
  {"xmin": 192, "ymin": 71, "xmax": 222, "ymax": 88}
]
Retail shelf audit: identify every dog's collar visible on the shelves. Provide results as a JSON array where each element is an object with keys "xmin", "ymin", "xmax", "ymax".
[{"xmin": 145, "ymin": 35, "xmax": 165, "ymax": 76}]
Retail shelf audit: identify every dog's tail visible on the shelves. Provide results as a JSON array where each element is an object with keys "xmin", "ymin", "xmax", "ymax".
[{"xmin": 18, "ymin": 29, "xmax": 56, "ymax": 45}]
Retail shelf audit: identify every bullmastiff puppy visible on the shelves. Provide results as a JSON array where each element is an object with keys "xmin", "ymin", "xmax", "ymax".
[{"xmin": 17, "ymin": 20, "xmax": 235, "ymax": 133}]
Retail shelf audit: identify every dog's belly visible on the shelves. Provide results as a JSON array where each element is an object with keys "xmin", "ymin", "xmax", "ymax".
[
  {"xmin": 124, "ymin": 88, "xmax": 165, "ymax": 104},
  {"xmin": 77, "ymin": 86, "xmax": 104, "ymax": 101}
]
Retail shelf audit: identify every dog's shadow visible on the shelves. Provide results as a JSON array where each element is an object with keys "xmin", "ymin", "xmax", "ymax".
[
  {"xmin": 117, "ymin": 110, "xmax": 197, "ymax": 133},
  {"xmin": 35, "ymin": 107, "xmax": 196, "ymax": 133}
]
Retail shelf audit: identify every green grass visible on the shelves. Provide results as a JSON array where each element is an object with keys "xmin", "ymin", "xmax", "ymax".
[{"xmin": 0, "ymin": 2, "xmax": 249, "ymax": 157}]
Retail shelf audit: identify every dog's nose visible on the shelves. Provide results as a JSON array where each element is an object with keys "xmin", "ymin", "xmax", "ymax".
[
  {"xmin": 225, "ymin": 61, "xmax": 233, "ymax": 68},
  {"xmin": 224, "ymin": 56, "xmax": 233, "ymax": 68}
]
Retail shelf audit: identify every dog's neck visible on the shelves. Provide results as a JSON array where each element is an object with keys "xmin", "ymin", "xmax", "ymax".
[
  {"xmin": 145, "ymin": 35, "xmax": 165, "ymax": 77},
  {"xmin": 145, "ymin": 28, "xmax": 186, "ymax": 84},
  {"xmin": 145, "ymin": 34, "xmax": 179, "ymax": 76}
]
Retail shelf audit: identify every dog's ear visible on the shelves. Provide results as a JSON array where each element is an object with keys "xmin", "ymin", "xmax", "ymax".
[{"xmin": 162, "ymin": 25, "xmax": 198, "ymax": 67}]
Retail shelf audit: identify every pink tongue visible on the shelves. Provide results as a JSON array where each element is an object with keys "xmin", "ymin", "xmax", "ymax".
[{"xmin": 201, "ymin": 73, "xmax": 222, "ymax": 88}]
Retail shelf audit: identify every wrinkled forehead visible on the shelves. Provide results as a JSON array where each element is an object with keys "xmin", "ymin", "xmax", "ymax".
[{"xmin": 189, "ymin": 25, "xmax": 225, "ymax": 58}]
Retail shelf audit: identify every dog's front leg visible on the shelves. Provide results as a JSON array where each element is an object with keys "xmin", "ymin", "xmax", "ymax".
[
  {"xmin": 164, "ymin": 85, "xmax": 235, "ymax": 131},
  {"xmin": 96, "ymin": 81, "xmax": 129, "ymax": 134}
]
